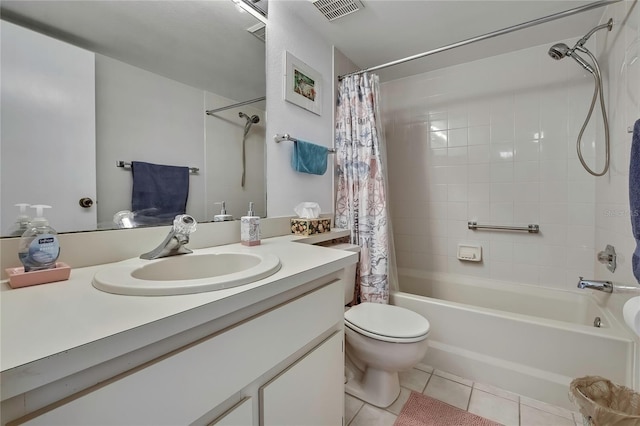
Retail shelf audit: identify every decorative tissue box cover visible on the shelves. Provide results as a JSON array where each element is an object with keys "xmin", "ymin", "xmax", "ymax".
[{"xmin": 291, "ymin": 218, "xmax": 331, "ymax": 235}]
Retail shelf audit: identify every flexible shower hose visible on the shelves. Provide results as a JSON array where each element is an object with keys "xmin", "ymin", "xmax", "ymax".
[{"xmin": 576, "ymin": 48, "xmax": 610, "ymax": 176}]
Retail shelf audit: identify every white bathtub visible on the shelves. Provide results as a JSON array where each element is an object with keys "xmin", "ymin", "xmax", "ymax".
[{"xmin": 390, "ymin": 269, "xmax": 639, "ymax": 410}]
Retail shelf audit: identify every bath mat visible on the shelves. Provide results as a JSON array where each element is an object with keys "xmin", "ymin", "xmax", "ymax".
[{"xmin": 394, "ymin": 392, "xmax": 502, "ymax": 426}]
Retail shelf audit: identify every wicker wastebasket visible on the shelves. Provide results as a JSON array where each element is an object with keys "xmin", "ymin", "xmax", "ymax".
[{"xmin": 569, "ymin": 376, "xmax": 640, "ymax": 425}]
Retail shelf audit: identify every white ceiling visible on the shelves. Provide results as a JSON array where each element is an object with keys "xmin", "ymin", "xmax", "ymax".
[
  {"xmin": 284, "ymin": 0, "xmax": 608, "ymax": 81},
  {"xmin": 0, "ymin": 1, "xmax": 267, "ymax": 103},
  {"xmin": 0, "ymin": 0, "xmax": 611, "ymax": 96}
]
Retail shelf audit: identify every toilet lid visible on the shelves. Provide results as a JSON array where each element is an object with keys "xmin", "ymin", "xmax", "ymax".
[{"xmin": 344, "ymin": 303, "xmax": 430, "ymax": 343}]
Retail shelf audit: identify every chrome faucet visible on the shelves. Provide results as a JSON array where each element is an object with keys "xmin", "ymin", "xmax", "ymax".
[
  {"xmin": 140, "ymin": 215, "xmax": 197, "ymax": 260},
  {"xmin": 577, "ymin": 277, "xmax": 613, "ymax": 293}
]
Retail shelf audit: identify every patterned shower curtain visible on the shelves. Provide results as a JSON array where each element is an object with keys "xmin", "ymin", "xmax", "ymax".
[{"xmin": 335, "ymin": 73, "xmax": 390, "ymax": 304}]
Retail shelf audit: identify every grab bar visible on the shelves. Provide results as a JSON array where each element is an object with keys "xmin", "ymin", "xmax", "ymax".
[
  {"xmin": 468, "ymin": 221, "xmax": 540, "ymax": 233},
  {"xmin": 274, "ymin": 134, "xmax": 336, "ymax": 153},
  {"xmin": 116, "ymin": 161, "xmax": 199, "ymax": 174}
]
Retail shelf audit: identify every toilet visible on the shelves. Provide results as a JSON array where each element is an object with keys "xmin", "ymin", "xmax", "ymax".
[{"xmin": 334, "ymin": 243, "xmax": 430, "ymax": 408}]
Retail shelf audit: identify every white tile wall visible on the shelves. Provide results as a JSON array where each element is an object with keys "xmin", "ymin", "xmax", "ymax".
[
  {"xmin": 595, "ymin": 1, "xmax": 640, "ymax": 286},
  {"xmin": 382, "ymin": 33, "xmax": 613, "ymax": 290}
]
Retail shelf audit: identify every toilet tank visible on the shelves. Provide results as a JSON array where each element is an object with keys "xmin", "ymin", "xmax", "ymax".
[{"xmin": 328, "ymin": 243, "xmax": 360, "ymax": 305}]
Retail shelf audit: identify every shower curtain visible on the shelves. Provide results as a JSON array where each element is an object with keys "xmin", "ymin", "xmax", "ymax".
[{"xmin": 335, "ymin": 72, "xmax": 397, "ymax": 304}]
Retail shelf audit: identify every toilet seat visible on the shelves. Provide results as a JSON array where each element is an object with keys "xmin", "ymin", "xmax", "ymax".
[{"xmin": 344, "ymin": 303, "xmax": 430, "ymax": 343}]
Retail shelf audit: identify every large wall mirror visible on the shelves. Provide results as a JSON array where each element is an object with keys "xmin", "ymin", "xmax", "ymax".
[{"xmin": 0, "ymin": 0, "xmax": 267, "ymax": 237}]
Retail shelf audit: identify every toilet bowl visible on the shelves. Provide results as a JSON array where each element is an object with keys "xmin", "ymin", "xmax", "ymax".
[{"xmin": 331, "ymin": 243, "xmax": 431, "ymax": 408}]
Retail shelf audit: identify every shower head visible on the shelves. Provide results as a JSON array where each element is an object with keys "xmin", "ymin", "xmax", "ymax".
[
  {"xmin": 547, "ymin": 43, "xmax": 595, "ymax": 74},
  {"xmin": 548, "ymin": 43, "xmax": 571, "ymax": 60},
  {"xmin": 239, "ymin": 112, "xmax": 260, "ymax": 124},
  {"xmin": 548, "ymin": 19, "xmax": 613, "ymax": 72}
]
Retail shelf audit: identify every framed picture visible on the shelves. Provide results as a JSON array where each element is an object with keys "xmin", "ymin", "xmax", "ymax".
[{"xmin": 284, "ymin": 51, "xmax": 322, "ymax": 116}]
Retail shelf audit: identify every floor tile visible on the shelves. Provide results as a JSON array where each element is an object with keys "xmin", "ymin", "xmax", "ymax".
[
  {"xmin": 423, "ymin": 375, "xmax": 472, "ymax": 410},
  {"xmin": 386, "ymin": 387, "xmax": 412, "ymax": 415},
  {"xmin": 345, "ymin": 393, "xmax": 364, "ymax": 425},
  {"xmin": 520, "ymin": 395, "xmax": 574, "ymax": 420},
  {"xmin": 473, "ymin": 381, "xmax": 519, "ymax": 402},
  {"xmin": 520, "ymin": 404, "xmax": 575, "ymax": 426},
  {"xmin": 399, "ymin": 368, "xmax": 431, "ymax": 392},
  {"xmin": 433, "ymin": 369, "xmax": 474, "ymax": 387},
  {"xmin": 468, "ymin": 389, "xmax": 519, "ymax": 426},
  {"xmin": 414, "ymin": 362, "xmax": 434, "ymax": 373},
  {"xmin": 349, "ymin": 403, "xmax": 397, "ymax": 426}
]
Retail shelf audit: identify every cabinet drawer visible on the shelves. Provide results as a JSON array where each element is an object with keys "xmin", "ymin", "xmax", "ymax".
[{"xmin": 23, "ymin": 280, "xmax": 343, "ymax": 426}]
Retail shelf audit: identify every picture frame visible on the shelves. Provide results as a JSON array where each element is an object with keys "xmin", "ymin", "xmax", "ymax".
[{"xmin": 283, "ymin": 51, "xmax": 322, "ymax": 116}]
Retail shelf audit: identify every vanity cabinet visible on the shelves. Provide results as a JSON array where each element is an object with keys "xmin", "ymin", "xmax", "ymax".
[
  {"xmin": 261, "ymin": 332, "xmax": 343, "ymax": 426},
  {"xmin": 15, "ymin": 279, "xmax": 344, "ymax": 426}
]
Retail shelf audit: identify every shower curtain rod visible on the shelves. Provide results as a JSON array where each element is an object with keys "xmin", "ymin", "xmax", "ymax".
[
  {"xmin": 338, "ymin": 0, "xmax": 622, "ymax": 80},
  {"xmin": 205, "ymin": 96, "xmax": 266, "ymax": 115}
]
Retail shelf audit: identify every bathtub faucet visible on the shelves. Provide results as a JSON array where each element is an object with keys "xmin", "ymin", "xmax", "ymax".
[{"xmin": 577, "ymin": 277, "xmax": 613, "ymax": 293}]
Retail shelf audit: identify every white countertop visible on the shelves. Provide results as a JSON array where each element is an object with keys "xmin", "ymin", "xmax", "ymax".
[{"xmin": 0, "ymin": 233, "xmax": 356, "ymax": 399}]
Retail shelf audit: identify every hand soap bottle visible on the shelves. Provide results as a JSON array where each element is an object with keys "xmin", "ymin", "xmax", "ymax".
[
  {"xmin": 241, "ymin": 202, "xmax": 260, "ymax": 246},
  {"xmin": 213, "ymin": 201, "xmax": 234, "ymax": 222},
  {"xmin": 18, "ymin": 205, "xmax": 60, "ymax": 272},
  {"xmin": 7, "ymin": 203, "xmax": 31, "ymax": 237}
]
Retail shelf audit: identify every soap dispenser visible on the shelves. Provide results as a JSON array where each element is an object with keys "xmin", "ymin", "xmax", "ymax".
[
  {"xmin": 18, "ymin": 205, "xmax": 60, "ymax": 272},
  {"xmin": 241, "ymin": 202, "xmax": 260, "ymax": 246},
  {"xmin": 7, "ymin": 203, "xmax": 32, "ymax": 237},
  {"xmin": 213, "ymin": 202, "xmax": 234, "ymax": 222}
]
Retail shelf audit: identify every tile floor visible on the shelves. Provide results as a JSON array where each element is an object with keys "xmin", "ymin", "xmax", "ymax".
[{"xmin": 345, "ymin": 363, "xmax": 587, "ymax": 426}]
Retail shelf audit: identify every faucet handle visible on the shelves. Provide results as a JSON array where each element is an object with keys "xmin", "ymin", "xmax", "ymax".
[
  {"xmin": 597, "ymin": 244, "xmax": 617, "ymax": 273},
  {"xmin": 173, "ymin": 214, "xmax": 197, "ymax": 234}
]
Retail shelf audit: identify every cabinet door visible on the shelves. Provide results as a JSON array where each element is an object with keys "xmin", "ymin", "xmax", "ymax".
[
  {"xmin": 211, "ymin": 398, "xmax": 253, "ymax": 426},
  {"xmin": 0, "ymin": 21, "xmax": 97, "ymax": 234},
  {"xmin": 261, "ymin": 332, "xmax": 344, "ymax": 426}
]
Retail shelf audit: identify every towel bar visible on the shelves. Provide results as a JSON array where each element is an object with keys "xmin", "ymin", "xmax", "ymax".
[
  {"xmin": 274, "ymin": 134, "xmax": 336, "ymax": 153},
  {"xmin": 468, "ymin": 221, "xmax": 540, "ymax": 233},
  {"xmin": 116, "ymin": 161, "xmax": 199, "ymax": 174}
]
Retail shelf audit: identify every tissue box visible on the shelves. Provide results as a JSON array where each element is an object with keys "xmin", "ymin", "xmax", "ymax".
[{"xmin": 291, "ymin": 218, "xmax": 331, "ymax": 235}]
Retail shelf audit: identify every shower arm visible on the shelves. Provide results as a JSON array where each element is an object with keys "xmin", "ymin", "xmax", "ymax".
[{"xmin": 576, "ymin": 18, "xmax": 614, "ymax": 48}]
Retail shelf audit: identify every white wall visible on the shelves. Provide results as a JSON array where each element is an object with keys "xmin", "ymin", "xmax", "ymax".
[
  {"xmin": 204, "ymin": 93, "xmax": 266, "ymax": 220},
  {"xmin": 96, "ymin": 55, "xmax": 206, "ymax": 226},
  {"xmin": 95, "ymin": 55, "xmax": 267, "ymax": 227},
  {"xmin": 265, "ymin": 0, "xmax": 334, "ymax": 217},
  {"xmin": 382, "ymin": 37, "xmax": 600, "ymax": 291},
  {"xmin": 595, "ymin": 1, "xmax": 640, "ymax": 286}
]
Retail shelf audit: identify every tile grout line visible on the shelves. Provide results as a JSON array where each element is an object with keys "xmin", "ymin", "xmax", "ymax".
[
  {"xmin": 347, "ymin": 400, "xmax": 364, "ymax": 426},
  {"xmin": 465, "ymin": 383, "xmax": 474, "ymax": 412}
]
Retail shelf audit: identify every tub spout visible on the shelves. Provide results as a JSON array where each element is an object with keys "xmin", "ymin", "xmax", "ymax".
[{"xmin": 577, "ymin": 277, "xmax": 613, "ymax": 293}]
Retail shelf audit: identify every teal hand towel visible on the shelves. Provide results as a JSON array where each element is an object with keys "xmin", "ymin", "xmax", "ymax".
[{"xmin": 291, "ymin": 140, "xmax": 328, "ymax": 175}]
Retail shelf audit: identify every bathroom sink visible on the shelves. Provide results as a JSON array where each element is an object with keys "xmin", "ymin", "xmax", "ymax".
[
  {"xmin": 92, "ymin": 252, "xmax": 281, "ymax": 296},
  {"xmin": 623, "ymin": 296, "xmax": 640, "ymax": 337}
]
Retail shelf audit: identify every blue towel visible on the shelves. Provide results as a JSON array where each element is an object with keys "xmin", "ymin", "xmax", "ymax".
[
  {"xmin": 291, "ymin": 140, "xmax": 329, "ymax": 175},
  {"xmin": 131, "ymin": 161, "xmax": 189, "ymax": 224},
  {"xmin": 630, "ymin": 119, "xmax": 640, "ymax": 283}
]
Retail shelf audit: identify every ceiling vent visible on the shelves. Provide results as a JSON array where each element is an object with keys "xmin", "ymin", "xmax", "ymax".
[
  {"xmin": 312, "ymin": 0, "xmax": 364, "ymax": 22},
  {"xmin": 247, "ymin": 22, "xmax": 266, "ymax": 43}
]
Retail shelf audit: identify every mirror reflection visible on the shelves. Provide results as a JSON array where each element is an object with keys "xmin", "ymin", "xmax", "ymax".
[{"xmin": 0, "ymin": 0, "xmax": 267, "ymax": 237}]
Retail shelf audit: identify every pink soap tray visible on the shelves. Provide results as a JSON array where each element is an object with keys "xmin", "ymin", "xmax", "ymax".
[{"xmin": 5, "ymin": 262, "xmax": 71, "ymax": 289}]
